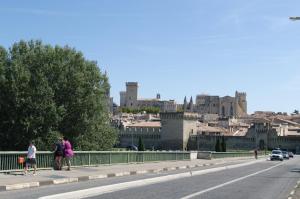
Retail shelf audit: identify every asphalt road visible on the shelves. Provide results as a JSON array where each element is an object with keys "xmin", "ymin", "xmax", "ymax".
[{"xmin": 1, "ymin": 157, "xmax": 299, "ymax": 199}]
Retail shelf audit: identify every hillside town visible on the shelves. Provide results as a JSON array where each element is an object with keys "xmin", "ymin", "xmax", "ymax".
[{"xmin": 110, "ymin": 82, "xmax": 300, "ymax": 152}]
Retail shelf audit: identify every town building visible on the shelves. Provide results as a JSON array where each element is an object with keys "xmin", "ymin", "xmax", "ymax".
[
  {"xmin": 182, "ymin": 91, "xmax": 247, "ymax": 118},
  {"xmin": 117, "ymin": 112, "xmax": 300, "ymax": 153},
  {"xmin": 119, "ymin": 82, "xmax": 177, "ymax": 112}
]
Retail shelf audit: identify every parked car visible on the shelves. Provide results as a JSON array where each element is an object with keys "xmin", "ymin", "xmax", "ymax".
[
  {"xmin": 288, "ymin": 152, "xmax": 294, "ymax": 158},
  {"xmin": 270, "ymin": 150, "xmax": 284, "ymax": 161},
  {"xmin": 282, "ymin": 151, "xmax": 289, "ymax": 159}
]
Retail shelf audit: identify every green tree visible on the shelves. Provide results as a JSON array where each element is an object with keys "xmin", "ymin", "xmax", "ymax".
[
  {"xmin": 221, "ymin": 136, "xmax": 226, "ymax": 152},
  {"xmin": 215, "ymin": 137, "xmax": 221, "ymax": 152},
  {"xmin": 138, "ymin": 137, "xmax": 145, "ymax": 151},
  {"xmin": 0, "ymin": 40, "xmax": 117, "ymax": 150}
]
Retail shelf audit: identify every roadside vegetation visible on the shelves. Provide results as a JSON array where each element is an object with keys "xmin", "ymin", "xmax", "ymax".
[{"xmin": 0, "ymin": 40, "xmax": 117, "ymax": 151}]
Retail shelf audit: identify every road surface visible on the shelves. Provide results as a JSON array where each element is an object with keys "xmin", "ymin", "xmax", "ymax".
[{"xmin": 1, "ymin": 157, "xmax": 299, "ymax": 199}]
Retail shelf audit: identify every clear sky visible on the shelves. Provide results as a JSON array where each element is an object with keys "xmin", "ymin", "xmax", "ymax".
[{"xmin": 1, "ymin": 0, "xmax": 300, "ymax": 114}]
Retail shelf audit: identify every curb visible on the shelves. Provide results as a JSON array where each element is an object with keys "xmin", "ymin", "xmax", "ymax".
[
  {"xmin": 287, "ymin": 180, "xmax": 300, "ymax": 199},
  {"xmin": 0, "ymin": 162, "xmax": 220, "ymax": 192}
]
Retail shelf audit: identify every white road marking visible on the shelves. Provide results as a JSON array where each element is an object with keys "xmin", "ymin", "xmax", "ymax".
[
  {"xmin": 39, "ymin": 159, "xmax": 271, "ymax": 199},
  {"xmin": 180, "ymin": 163, "xmax": 282, "ymax": 199}
]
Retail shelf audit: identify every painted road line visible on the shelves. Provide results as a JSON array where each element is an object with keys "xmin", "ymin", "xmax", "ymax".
[
  {"xmin": 53, "ymin": 178, "xmax": 78, "ymax": 185},
  {"xmin": 39, "ymin": 159, "xmax": 267, "ymax": 199},
  {"xmin": 180, "ymin": 163, "xmax": 282, "ymax": 199},
  {"xmin": 6, "ymin": 182, "xmax": 40, "ymax": 190}
]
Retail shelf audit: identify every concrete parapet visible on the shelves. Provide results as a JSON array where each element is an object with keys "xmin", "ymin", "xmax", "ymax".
[{"xmin": 197, "ymin": 152, "xmax": 212, "ymax": 159}]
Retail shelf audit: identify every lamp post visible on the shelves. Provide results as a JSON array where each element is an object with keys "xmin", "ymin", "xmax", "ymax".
[
  {"xmin": 289, "ymin": 16, "xmax": 300, "ymax": 21},
  {"xmin": 266, "ymin": 123, "xmax": 269, "ymax": 155}
]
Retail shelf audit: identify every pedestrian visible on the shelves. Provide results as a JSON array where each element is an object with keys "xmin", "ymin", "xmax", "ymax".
[
  {"xmin": 63, "ymin": 136, "xmax": 73, "ymax": 171},
  {"xmin": 54, "ymin": 138, "xmax": 64, "ymax": 170},
  {"xmin": 24, "ymin": 141, "xmax": 37, "ymax": 175},
  {"xmin": 254, "ymin": 149, "xmax": 258, "ymax": 159}
]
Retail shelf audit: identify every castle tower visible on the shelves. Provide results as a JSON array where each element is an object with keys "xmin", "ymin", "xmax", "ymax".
[
  {"xmin": 160, "ymin": 112, "xmax": 198, "ymax": 150},
  {"xmin": 120, "ymin": 91, "xmax": 126, "ymax": 107},
  {"xmin": 234, "ymin": 91, "xmax": 247, "ymax": 117},
  {"xmin": 125, "ymin": 82, "xmax": 138, "ymax": 108}
]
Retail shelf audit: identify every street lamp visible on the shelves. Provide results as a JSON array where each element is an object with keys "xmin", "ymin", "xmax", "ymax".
[{"xmin": 289, "ymin": 16, "xmax": 300, "ymax": 21}]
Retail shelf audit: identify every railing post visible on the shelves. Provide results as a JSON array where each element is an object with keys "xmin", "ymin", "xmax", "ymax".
[
  {"xmin": 127, "ymin": 152, "xmax": 129, "ymax": 163},
  {"xmin": 88, "ymin": 153, "xmax": 91, "ymax": 166},
  {"xmin": 109, "ymin": 152, "xmax": 112, "ymax": 165}
]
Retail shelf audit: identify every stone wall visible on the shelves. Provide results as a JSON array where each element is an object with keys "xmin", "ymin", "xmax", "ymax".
[
  {"xmin": 118, "ymin": 126, "xmax": 161, "ymax": 149},
  {"xmin": 188, "ymin": 135, "xmax": 256, "ymax": 151}
]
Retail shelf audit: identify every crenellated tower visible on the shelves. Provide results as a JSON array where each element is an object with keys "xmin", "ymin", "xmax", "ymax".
[{"xmin": 234, "ymin": 91, "xmax": 247, "ymax": 117}]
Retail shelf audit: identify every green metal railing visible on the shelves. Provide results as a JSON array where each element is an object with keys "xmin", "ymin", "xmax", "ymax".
[
  {"xmin": 0, "ymin": 151, "xmax": 190, "ymax": 172},
  {"xmin": 211, "ymin": 151, "xmax": 264, "ymax": 159}
]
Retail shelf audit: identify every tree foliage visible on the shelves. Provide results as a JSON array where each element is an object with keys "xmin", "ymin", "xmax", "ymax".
[
  {"xmin": 0, "ymin": 40, "xmax": 117, "ymax": 151},
  {"xmin": 215, "ymin": 138, "xmax": 221, "ymax": 152},
  {"xmin": 221, "ymin": 136, "xmax": 226, "ymax": 152},
  {"xmin": 138, "ymin": 137, "xmax": 145, "ymax": 151}
]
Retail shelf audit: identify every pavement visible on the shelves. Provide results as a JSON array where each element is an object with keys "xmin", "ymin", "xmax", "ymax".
[
  {"xmin": 288, "ymin": 180, "xmax": 300, "ymax": 199},
  {"xmin": 0, "ymin": 156, "xmax": 261, "ymax": 192}
]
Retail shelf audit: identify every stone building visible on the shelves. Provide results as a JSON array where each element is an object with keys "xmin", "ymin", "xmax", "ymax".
[
  {"xmin": 118, "ymin": 121, "xmax": 162, "ymax": 149},
  {"xmin": 117, "ymin": 112, "xmax": 300, "ymax": 153},
  {"xmin": 118, "ymin": 112, "xmax": 198, "ymax": 150},
  {"xmin": 125, "ymin": 82, "xmax": 138, "ymax": 108},
  {"xmin": 119, "ymin": 82, "xmax": 177, "ymax": 112},
  {"xmin": 194, "ymin": 91, "xmax": 247, "ymax": 118},
  {"xmin": 160, "ymin": 112, "xmax": 198, "ymax": 150}
]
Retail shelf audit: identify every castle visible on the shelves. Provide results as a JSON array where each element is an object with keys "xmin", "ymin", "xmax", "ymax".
[
  {"xmin": 116, "ymin": 82, "xmax": 300, "ymax": 153},
  {"xmin": 120, "ymin": 82, "xmax": 177, "ymax": 112},
  {"xmin": 120, "ymin": 82, "xmax": 247, "ymax": 117},
  {"xmin": 182, "ymin": 92, "xmax": 247, "ymax": 118}
]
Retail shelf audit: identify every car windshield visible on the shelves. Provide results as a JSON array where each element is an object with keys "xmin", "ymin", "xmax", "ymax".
[{"xmin": 272, "ymin": 150, "xmax": 281, "ymax": 154}]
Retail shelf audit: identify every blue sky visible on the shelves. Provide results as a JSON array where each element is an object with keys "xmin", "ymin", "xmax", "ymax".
[{"xmin": 1, "ymin": 0, "xmax": 300, "ymax": 113}]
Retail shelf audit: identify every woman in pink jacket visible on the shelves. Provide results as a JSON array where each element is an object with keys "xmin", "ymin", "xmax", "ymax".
[{"xmin": 63, "ymin": 137, "xmax": 74, "ymax": 171}]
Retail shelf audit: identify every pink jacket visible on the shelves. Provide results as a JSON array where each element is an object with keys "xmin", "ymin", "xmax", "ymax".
[{"xmin": 64, "ymin": 140, "xmax": 74, "ymax": 157}]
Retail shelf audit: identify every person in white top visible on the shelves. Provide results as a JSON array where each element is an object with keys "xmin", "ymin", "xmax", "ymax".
[{"xmin": 24, "ymin": 141, "xmax": 37, "ymax": 175}]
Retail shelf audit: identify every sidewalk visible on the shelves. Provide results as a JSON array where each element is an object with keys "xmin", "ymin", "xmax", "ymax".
[{"xmin": 0, "ymin": 156, "xmax": 261, "ymax": 192}]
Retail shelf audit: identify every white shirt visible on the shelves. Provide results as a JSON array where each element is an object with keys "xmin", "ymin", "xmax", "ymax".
[{"xmin": 27, "ymin": 145, "xmax": 37, "ymax": 159}]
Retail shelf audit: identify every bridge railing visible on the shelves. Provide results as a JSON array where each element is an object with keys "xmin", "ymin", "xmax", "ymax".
[
  {"xmin": 197, "ymin": 151, "xmax": 265, "ymax": 159},
  {"xmin": 210, "ymin": 151, "xmax": 264, "ymax": 159},
  {"xmin": 0, "ymin": 151, "xmax": 190, "ymax": 172}
]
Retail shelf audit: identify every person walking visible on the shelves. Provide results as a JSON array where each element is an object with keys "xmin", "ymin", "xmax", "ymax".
[
  {"xmin": 24, "ymin": 141, "xmax": 37, "ymax": 175},
  {"xmin": 54, "ymin": 138, "xmax": 64, "ymax": 170},
  {"xmin": 254, "ymin": 149, "xmax": 258, "ymax": 159},
  {"xmin": 63, "ymin": 136, "xmax": 73, "ymax": 171}
]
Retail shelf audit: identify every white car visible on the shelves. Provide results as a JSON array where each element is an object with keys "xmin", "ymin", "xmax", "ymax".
[
  {"xmin": 282, "ymin": 151, "xmax": 289, "ymax": 159},
  {"xmin": 270, "ymin": 150, "xmax": 284, "ymax": 161}
]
